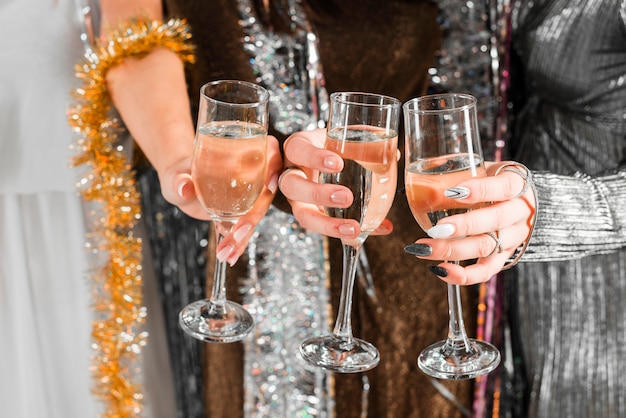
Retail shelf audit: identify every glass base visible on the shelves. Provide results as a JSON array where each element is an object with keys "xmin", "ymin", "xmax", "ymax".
[
  {"xmin": 300, "ymin": 335, "xmax": 380, "ymax": 373},
  {"xmin": 418, "ymin": 338, "xmax": 500, "ymax": 380},
  {"xmin": 179, "ymin": 299, "xmax": 254, "ymax": 343}
]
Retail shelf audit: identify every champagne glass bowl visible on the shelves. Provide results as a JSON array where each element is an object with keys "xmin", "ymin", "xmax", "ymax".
[
  {"xmin": 179, "ymin": 80, "xmax": 270, "ymax": 343},
  {"xmin": 299, "ymin": 92, "xmax": 400, "ymax": 373},
  {"xmin": 403, "ymin": 93, "xmax": 501, "ymax": 379}
]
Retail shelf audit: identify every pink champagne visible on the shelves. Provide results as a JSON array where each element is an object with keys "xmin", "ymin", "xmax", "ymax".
[
  {"xmin": 192, "ymin": 121, "xmax": 267, "ymax": 220},
  {"xmin": 406, "ymin": 154, "xmax": 486, "ymax": 231},
  {"xmin": 321, "ymin": 126, "xmax": 398, "ymax": 246}
]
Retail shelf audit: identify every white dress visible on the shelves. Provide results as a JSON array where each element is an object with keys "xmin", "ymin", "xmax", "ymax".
[{"xmin": 0, "ymin": 0, "xmax": 176, "ymax": 416}]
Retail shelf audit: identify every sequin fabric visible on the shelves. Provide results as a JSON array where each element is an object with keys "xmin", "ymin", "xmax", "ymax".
[
  {"xmin": 502, "ymin": 1, "xmax": 626, "ymax": 417},
  {"xmin": 237, "ymin": 1, "xmax": 332, "ymax": 416}
]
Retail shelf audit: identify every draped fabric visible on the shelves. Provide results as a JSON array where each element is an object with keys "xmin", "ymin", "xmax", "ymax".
[
  {"xmin": 0, "ymin": 0, "xmax": 178, "ymax": 416},
  {"xmin": 495, "ymin": 1, "xmax": 626, "ymax": 417}
]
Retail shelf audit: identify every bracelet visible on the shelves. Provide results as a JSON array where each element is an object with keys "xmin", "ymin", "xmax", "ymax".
[
  {"xmin": 67, "ymin": 18, "xmax": 195, "ymax": 415},
  {"xmin": 494, "ymin": 163, "xmax": 538, "ymax": 270}
]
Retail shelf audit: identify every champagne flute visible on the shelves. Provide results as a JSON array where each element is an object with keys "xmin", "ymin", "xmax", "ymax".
[
  {"xmin": 403, "ymin": 93, "xmax": 500, "ymax": 379},
  {"xmin": 179, "ymin": 80, "xmax": 270, "ymax": 343},
  {"xmin": 300, "ymin": 92, "xmax": 400, "ymax": 372}
]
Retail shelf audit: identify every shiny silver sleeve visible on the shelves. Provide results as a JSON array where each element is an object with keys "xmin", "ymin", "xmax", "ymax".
[{"xmin": 522, "ymin": 168, "xmax": 626, "ymax": 261}]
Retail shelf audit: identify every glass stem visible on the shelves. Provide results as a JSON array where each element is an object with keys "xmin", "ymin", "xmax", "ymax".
[
  {"xmin": 210, "ymin": 221, "xmax": 235, "ymax": 306},
  {"xmin": 445, "ymin": 279, "xmax": 473, "ymax": 353},
  {"xmin": 332, "ymin": 243, "xmax": 362, "ymax": 343}
]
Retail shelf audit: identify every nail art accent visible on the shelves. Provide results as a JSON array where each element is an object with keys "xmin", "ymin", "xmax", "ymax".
[
  {"xmin": 404, "ymin": 243, "xmax": 433, "ymax": 257},
  {"xmin": 427, "ymin": 223, "xmax": 456, "ymax": 239},
  {"xmin": 444, "ymin": 186, "xmax": 470, "ymax": 199},
  {"xmin": 428, "ymin": 265, "xmax": 449, "ymax": 278}
]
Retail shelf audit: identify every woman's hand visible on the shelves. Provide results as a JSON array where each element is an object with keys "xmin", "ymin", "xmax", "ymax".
[
  {"xmin": 106, "ymin": 43, "xmax": 282, "ymax": 260},
  {"xmin": 278, "ymin": 128, "xmax": 393, "ymax": 241},
  {"xmin": 214, "ymin": 135, "xmax": 283, "ymax": 266},
  {"xmin": 404, "ymin": 161, "xmax": 537, "ymax": 285}
]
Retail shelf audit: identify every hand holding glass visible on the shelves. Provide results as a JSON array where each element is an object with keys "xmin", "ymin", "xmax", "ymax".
[
  {"xmin": 179, "ymin": 80, "xmax": 269, "ymax": 343},
  {"xmin": 300, "ymin": 92, "xmax": 400, "ymax": 373},
  {"xmin": 404, "ymin": 93, "xmax": 500, "ymax": 379}
]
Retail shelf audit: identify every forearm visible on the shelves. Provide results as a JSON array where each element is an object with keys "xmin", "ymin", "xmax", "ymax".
[
  {"xmin": 99, "ymin": 0, "xmax": 195, "ymax": 175},
  {"xmin": 523, "ymin": 168, "xmax": 626, "ymax": 261},
  {"xmin": 100, "ymin": 0, "xmax": 162, "ymax": 28},
  {"xmin": 106, "ymin": 48, "xmax": 195, "ymax": 175}
]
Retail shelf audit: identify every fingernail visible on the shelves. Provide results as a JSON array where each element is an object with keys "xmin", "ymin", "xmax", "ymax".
[
  {"xmin": 330, "ymin": 191, "xmax": 349, "ymax": 204},
  {"xmin": 338, "ymin": 223, "xmax": 356, "ymax": 236},
  {"xmin": 216, "ymin": 245, "xmax": 235, "ymax": 263},
  {"xmin": 226, "ymin": 254, "xmax": 239, "ymax": 267},
  {"xmin": 233, "ymin": 223, "xmax": 252, "ymax": 243},
  {"xmin": 427, "ymin": 223, "xmax": 455, "ymax": 239},
  {"xmin": 268, "ymin": 173, "xmax": 279, "ymax": 194},
  {"xmin": 428, "ymin": 265, "xmax": 449, "ymax": 278},
  {"xmin": 324, "ymin": 156, "xmax": 339, "ymax": 169},
  {"xmin": 444, "ymin": 186, "xmax": 470, "ymax": 199},
  {"xmin": 377, "ymin": 222, "xmax": 393, "ymax": 234},
  {"xmin": 404, "ymin": 243, "xmax": 432, "ymax": 257},
  {"xmin": 177, "ymin": 180, "xmax": 192, "ymax": 198}
]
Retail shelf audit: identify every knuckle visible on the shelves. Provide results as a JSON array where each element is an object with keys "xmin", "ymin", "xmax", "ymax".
[
  {"xmin": 440, "ymin": 244, "xmax": 456, "ymax": 261},
  {"xmin": 479, "ymin": 235, "xmax": 496, "ymax": 256}
]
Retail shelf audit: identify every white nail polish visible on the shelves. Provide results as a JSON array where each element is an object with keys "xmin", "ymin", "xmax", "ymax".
[
  {"xmin": 268, "ymin": 173, "xmax": 279, "ymax": 194},
  {"xmin": 216, "ymin": 245, "xmax": 235, "ymax": 262},
  {"xmin": 427, "ymin": 223, "xmax": 455, "ymax": 239},
  {"xmin": 177, "ymin": 181, "xmax": 187, "ymax": 198},
  {"xmin": 233, "ymin": 223, "xmax": 252, "ymax": 243}
]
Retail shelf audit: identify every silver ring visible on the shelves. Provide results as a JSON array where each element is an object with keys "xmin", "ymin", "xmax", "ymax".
[
  {"xmin": 486, "ymin": 231, "xmax": 503, "ymax": 257},
  {"xmin": 495, "ymin": 163, "xmax": 533, "ymax": 199},
  {"xmin": 278, "ymin": 166, "xmax": 307, "ymax": 189}
]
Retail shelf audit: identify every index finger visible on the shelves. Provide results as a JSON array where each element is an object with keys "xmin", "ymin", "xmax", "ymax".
[
  {"xmin": 283, "ymin": 128, "xmax": 343, "ymax": 174},
  {"xmin": 450, "ymin": 161, "xmax": 533, "ymax": 204}
]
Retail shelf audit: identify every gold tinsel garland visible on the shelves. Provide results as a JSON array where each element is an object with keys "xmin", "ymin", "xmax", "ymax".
[{"xmin": 67, "ymin": 19, "xmax": 195, "ymax": 417}]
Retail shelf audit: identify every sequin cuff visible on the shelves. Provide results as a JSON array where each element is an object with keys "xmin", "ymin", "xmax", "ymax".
[{"xmin": 522, "ymin": 169, "xmax": 626, "ymax": 261}]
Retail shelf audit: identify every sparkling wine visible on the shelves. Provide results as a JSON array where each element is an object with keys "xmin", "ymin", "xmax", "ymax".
[
  {"xmin": 192, "ymin": 121, "xmax": 267, "ymax": 220},
  {"xmin": 406, "ymin": 153, "xmax": 486, "ymax": 230},
  {"xmin": 321, "ymin": 127, "xmax": 398, "ymax": 245}
]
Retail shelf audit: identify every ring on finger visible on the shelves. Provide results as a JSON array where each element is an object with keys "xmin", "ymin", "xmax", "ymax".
[
  {"xmin": 486, "ymin": 231, "xmax": 503, "ymax": 257},
  {"xmin": 495, "ymin": 163, "xmax": 533, "ymax": 199}
]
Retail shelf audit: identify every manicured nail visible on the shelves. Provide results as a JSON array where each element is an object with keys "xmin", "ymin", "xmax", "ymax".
[
  {"xmin": 216, "ymin": 245, "xmax": 235, "ymax": 263},
  {"xmin": 330, "ymin": 191, "xmax": 349, "ymax": 205},
  {"xmin": 233, "ymin": 223, "xmax": 252, "ymax": 243},
  {"xmin": 427, "ymin": 223, "xmax": 455, "ymax": 239},
  {"xmin": 324, "ymin": 156, "xmax": 339, "ymax": 169},
  {"xmin": 226, "ymin": 253, "xmax": 239, "ymax": 267},
  {"xmin": 444, "ymin": 186, "xmax": 470, "ymax": 199},
  {"xmin": 428, "ymin": 265, "xmax": 449, "ymax": 278},
  {"xmin": 338, "ymin": 223, "xmax": 356, "ymax": 236},
  {"xmin": 177, "ymin": 180, "xmax": 192, "ymax": 198},
  {"xmin": 267, "ymin": 173, "xmax": 279, "ymax": 194},
  {"xmin": 376, "ymin": 222, "xmax": 393, "ymax": 235},
  {"xmin": 404, "ymin": 243, "xmax": 432, "ymax": 257}
]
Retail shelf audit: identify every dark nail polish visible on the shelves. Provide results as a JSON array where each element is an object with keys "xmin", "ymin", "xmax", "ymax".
[
  {"xmin": 404, "ymin": 243, "xmax": 432, "ymax": 257},
  {"xmin": 428, "ymin": 265, "xmax": 448, "ymax": 278}
]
